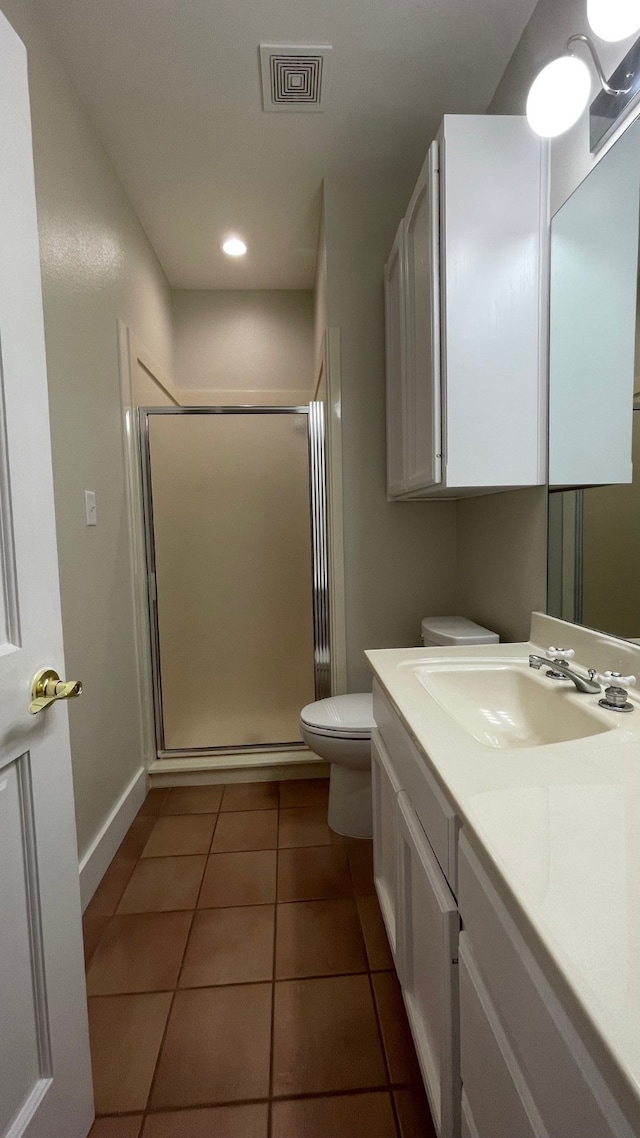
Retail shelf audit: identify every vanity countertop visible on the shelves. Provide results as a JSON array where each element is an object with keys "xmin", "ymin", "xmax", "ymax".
[{"xmin": 366, "ymin": 612, "xmax": 640, "ymax": 1115}]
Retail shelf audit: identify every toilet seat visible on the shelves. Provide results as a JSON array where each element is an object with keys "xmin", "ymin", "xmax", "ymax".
[{"xmin": 300, "ymin": 693, "xmax": 374, "ymax": 740}]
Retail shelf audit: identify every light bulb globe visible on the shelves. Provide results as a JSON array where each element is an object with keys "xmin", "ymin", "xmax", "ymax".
[
  {"xmin": 587, "ymin": 0, "xmax": 640, "ymax": 42},
  {"xmin": 526, "ymin": 55, "xmax": 592, "ymax": 138}
]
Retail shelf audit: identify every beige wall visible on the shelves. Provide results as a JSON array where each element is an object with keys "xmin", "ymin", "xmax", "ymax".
[
  {"xmin": 171, "ymin": 288, "xmax": 314, "ymax": 404},
  {"xmin": 1, "ymin": 0, "xmax": 174, "ymax": 861},
  {"xmin": 324, "ymin": 177, "xmax": 458, "ymax": 690},
  {"xmin": 456, "ymin": 489, "xmax": 548, "ymax": 643},
  {"xmin": 454, "ymin": 0, "xmax": 638, "ymax": 644}
]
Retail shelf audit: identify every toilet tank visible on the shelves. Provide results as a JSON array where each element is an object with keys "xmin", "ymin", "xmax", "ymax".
[{"xmin": 421, "ymin": 615, "xmax": 499, "ymax": 647}]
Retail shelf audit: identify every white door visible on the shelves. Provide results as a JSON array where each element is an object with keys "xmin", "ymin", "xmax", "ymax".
[{"xmin": 0, "ymin": 14, "xmax": 93, "ymax": 1138}]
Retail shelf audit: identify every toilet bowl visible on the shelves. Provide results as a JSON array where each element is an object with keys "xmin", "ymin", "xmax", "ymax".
[
  {"xmin": 300, "ymin": 694, "xmax": 374, "ymax": 839},
  {"xmin": 300, "ymin": 617, "xmax": 499, "ymax": 840}
]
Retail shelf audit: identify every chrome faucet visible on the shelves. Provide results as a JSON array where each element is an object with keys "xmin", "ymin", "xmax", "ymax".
[{"xmin": 528, "ymin": 654, "xmax": 601, "ymax": 694}]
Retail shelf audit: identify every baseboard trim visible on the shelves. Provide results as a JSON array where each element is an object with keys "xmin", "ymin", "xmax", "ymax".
[
  {"xmin": 148, "ymin": 750, "xmax": 329, "ymax": 787},
  {"xmin": 78, "ymin": 766, "xmax": 147, "ymax": 911}
]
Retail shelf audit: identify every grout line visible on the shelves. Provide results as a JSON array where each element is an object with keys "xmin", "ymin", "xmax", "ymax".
[
  {"xmin": 83, "ymin": 966, "xmax": 378, "ymax": 1001},
  {"xmin": 267, "ymin": 786, "xmax": 280, "ymax": 1138},
  {"xmin": 95, "ymin": 1083, "xmax": 419, "ymax": 1122}
]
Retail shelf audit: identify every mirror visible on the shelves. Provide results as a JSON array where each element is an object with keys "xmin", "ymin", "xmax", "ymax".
[{"xmin": 547, "ymin": 118, "xmax": 640, "ymax": 640}]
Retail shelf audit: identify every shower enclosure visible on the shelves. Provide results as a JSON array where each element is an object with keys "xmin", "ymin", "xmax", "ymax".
[{"xmin": 139, "ymin": 405, "xmax": 329, "ymax": 756}]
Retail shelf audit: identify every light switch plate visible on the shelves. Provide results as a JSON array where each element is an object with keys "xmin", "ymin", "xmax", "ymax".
[{"xmin": 84, "ymin": 490, "xmax": 97, "ymax": 526}]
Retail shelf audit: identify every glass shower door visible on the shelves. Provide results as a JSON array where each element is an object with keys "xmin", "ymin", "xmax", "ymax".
[{"xmin": 142, "ymin": 408, "xmax": 318, "ymax": 752}]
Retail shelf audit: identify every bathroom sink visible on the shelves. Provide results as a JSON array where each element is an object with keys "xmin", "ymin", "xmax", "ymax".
[{"xmin": 411, "ymin": 662, "xmax": 611, "ymax": 749}]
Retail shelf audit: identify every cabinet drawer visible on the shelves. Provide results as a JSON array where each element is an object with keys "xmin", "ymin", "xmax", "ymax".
[
  {"xmin": 458, "ymin": 834, "xmax": 636, "ymax": 1138},
  {"xmin": 371, "ymin": 729, "xmax": 401, "ymax": 958},
  {"xmin": 459, "ymin": 933, "xmax": 548, "ymax": 1138},
  {"xmin": 373, "ymin": 681, "xmax": 459, "ymax": 891}
]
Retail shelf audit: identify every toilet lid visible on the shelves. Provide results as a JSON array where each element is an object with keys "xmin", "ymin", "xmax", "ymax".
[{"xmin": 300, "ymin": 693, "xmax": 374, "ymax": 739}]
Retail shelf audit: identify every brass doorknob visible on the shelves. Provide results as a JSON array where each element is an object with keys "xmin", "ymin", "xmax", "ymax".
[{"xmin": 30, "ymin": 668, "xmax": 83, "ymax": 715}]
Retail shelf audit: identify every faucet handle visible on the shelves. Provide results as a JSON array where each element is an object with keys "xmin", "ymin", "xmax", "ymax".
[
  {"xmin": 597, "ymin": 671, "xmax": 636, "ymax": 688},
  {"xmin": 546, "ymin": 646, "xmax": 575, "ymax": 662}
]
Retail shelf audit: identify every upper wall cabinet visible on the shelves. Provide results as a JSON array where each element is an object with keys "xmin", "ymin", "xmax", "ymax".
[{"xmin": 385, "ymin": 115, "xmax": 548, "ymax": 500}]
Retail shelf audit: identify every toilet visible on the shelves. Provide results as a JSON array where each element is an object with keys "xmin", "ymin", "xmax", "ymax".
[{"xmin": 300, "ymin": 616, "xmax": 498, "ymax": 839}]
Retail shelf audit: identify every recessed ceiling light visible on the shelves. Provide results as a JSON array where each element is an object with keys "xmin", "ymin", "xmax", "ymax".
[{"xmin": 222, "ymin": 236, "xmax": 247, "ymax": 257}]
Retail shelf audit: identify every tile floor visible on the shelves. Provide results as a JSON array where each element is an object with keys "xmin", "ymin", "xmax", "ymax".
[{"xmin": 83, "ymin": 779, "xmax": 437, "ymax": 1137}]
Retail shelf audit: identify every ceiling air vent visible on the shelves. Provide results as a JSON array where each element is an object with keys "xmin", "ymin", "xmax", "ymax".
[{"xmin": 259, "ymin": 44, "xmax": 332, "ymax": 113}]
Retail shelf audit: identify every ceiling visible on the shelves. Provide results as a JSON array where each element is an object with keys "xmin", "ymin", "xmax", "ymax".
[{"xmin": 30, "ymin": 0, "xmax": 539, "ymax": 289}]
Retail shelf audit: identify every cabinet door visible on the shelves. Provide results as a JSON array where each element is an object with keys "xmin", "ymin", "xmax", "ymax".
[
  {"xmin": 404, "ymin": 141, "xmax": 442, "ymax": 491},
  {"xmin": 397, "ymin": 791, "xmax": 460, "ymax": 1138},
  {"xmin": 384, "ymin": 220, "xmax": 407, "ymax": 498},
  {"xmin": 459, "ymin": 933, "xmax": 549, "ymax": 1138},
  {"xmin": 371, "ymin": 729, "xmax": 401, "ymax": 959}
]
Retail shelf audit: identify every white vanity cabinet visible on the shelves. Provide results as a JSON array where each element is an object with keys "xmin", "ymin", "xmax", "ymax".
[{"xmin": 385, "ymin": 114, "xmax": 547, "ymax": 500}]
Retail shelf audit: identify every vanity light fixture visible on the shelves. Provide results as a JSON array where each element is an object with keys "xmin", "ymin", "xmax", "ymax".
[
  {"xmin": 526, "ymin": 0, "xmax": 640, "ymax": 145},
  {"xmin": 221, "ymin": 236, "xmax": 247, "ymax": 257}
]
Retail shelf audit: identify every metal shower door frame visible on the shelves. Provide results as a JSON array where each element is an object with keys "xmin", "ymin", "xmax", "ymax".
[{"xmin": 138, "ymin": 404, "xmax": 330, "ymax": 756}]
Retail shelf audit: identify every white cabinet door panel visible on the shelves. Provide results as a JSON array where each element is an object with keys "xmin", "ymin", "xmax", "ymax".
[
  {"xmin": 404, "ymin": 141, "xmax": 441, "ymax": 491},
  {"xmin": 459, "ymin": 934, "xmax": 549, "ymax": 1138},
  {"xmin": 397, "ymin": 791, "xmax": 459, "ymax": 1138},
  {"xmin": 371, "ymin": 728, "xmax": 401, "ymax": 958},
  {"xmin": 384, "ymin": 220, "xmax": 407, "ymax": 498}
]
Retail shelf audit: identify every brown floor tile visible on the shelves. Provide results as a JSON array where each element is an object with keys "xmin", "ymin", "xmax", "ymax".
[
  {"xmin": 210, "ymin": 809, "xmax": 278, "ymax": 852},
  {"xmin": 277, "ymin": 845, "xmax": 353, "ymax": 902},
  {"xmin": 84, "ymin": 859, "xmax": 137, "ymax": 919},
  {"xmin": 162, "ymin": 785, "xmax": 224, "ymax": 815},
  {"xmin": 141, "ymin": 814, "xmax": 216, "ymax": 858},
  {"xmin": 220, "ymin": 781, "xmax": 279, "ymax": 812},
  {"xmin": 86, "ymin": 912, "xmax": 192, "ymax": 995},
  {"xmin": 88, "ymin": 993, "xmax": 172, "ymax": 1114},
  {"xmin": 278, "ymin": 806, "xmax": 343, "ymax": 849},
  {"xmin": 117, "ymin": 856, "xmax": 206, "ymax": 914},
  {"xmin": 83, "ymin": 915, "xmax": 110, "ymax": 968},
  {"xmin": 137, "ymin": 788, "xmax": 169, "ymax": 816},
  {"xmin": 372, "ymin": 971, "xmax": 422, "ymax": 1085},
  {"xmin": 278, "ymin": 778, "xmax": 329, "ymax": 809},
  {"xmin": 142, "ymin": 1104, "xmax": 268, "ymax": 1137},
  {"xmin": 89, "ymin": 1118, "xmax": 143, "ymax": 1138},
  {"xmin": 198, "ymin": 851, "xmax": 277, "ymax": 908},
  {"xmin": 275, "ymin": 898, "xmax": 367, "ymax": 979},
  {"xmin": 345, "ymin": 837, "xmax": 376, "ymax": 895},
  {"xmin": 179, "ymin": 905, "xmax": 274, "ymax": 987},
  {"xmin": 394, "ymin": 1087, "xmax": 437, "ymax": 1138},
  {"xmin": 357, "ymin": 894, "xmax": 394, "ymax": 971},
  {"xmin": 151, "ymin": 984, "xmax": 272, "ymax": 1108},
  {"xmin": 115, "ymin": 816, "xmax": 157, "ymax": 861},
  {"xmin": 272, "ymin": 974, "xmax": 386, "ymax": 1096},
  {"xmin": 272, "ymin": 1092, "xmax": 397, "ymax": 1138}
]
